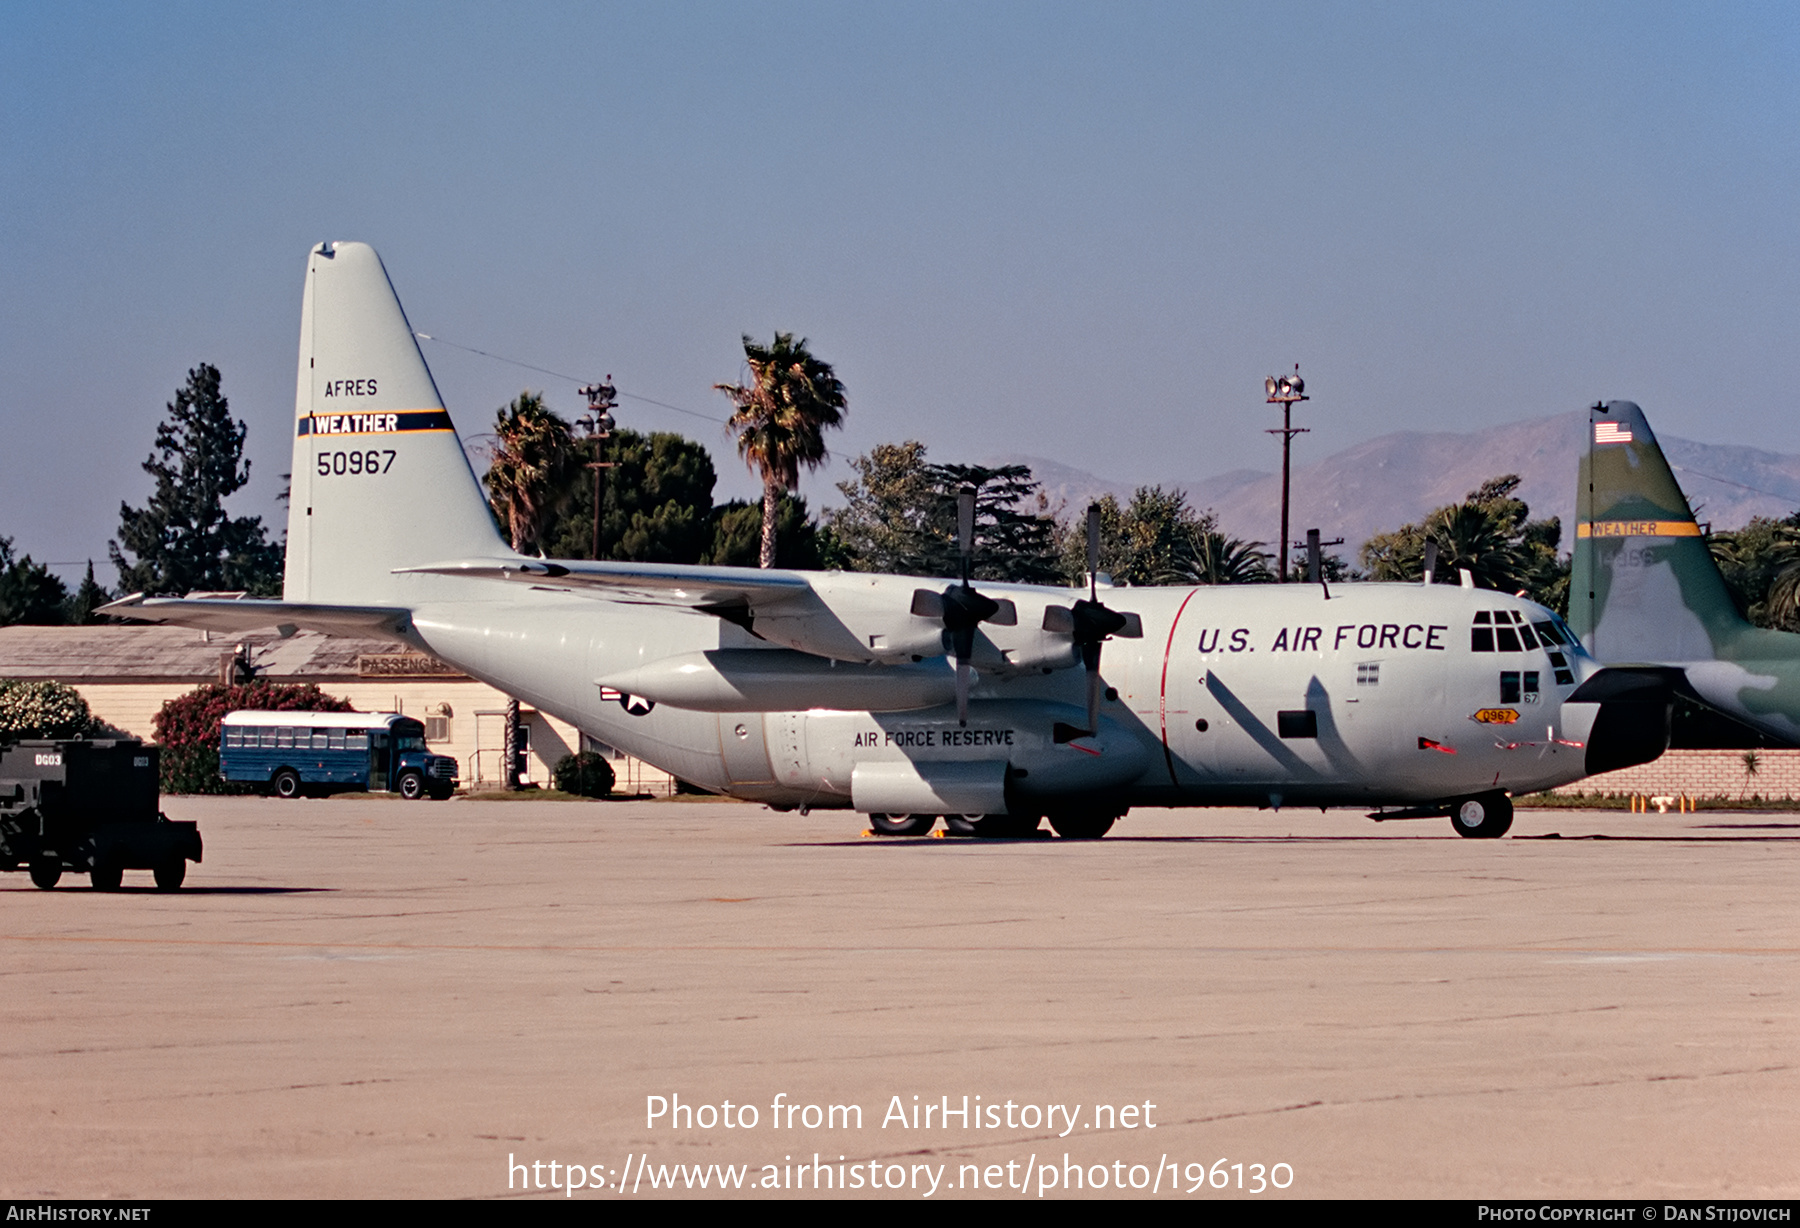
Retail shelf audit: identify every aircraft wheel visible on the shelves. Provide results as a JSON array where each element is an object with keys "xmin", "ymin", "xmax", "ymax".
[
  {"xmin": 272, "ymin": 769, "xmax": 302, "ymax": 799},
  {"xmin": 397, "ymin": 770, "xmax": 426, "ymax": 801},
  {"xmin": 153, "ymin": 859, "xmax": 186, "ymax": 890},
  {"xmin": 29, "ymin": 860, "xmax": 61, "ymax": 890},
  {"xmin": 90, "ymin": 860, "xmax": 123, "ymax": 891},
  {"xmin": 946, "ymin": 814, "xmax": 1039, "ymax": 838},
  {"xmin": 1048, "ymin": 811, "xmax": 1117, "ymax": 839},
  {"xmin": 868, "ymin": 813, "xmax": 934, "ymax": 836},
  {"xmin": 1450, "ymin": 792, "xmax": 1513, "ymax": 838}
]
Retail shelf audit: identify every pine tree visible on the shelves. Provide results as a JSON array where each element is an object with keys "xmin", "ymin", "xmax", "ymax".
[
  {"xmin": 110, "ymin": 364, "xmax": 281, "ymax": 597},
  {"xmin": 0, "ymin": 537, "xmax": 70, "ymax": 625},
  {"xmin": 65, "ymin": 561, "xmax": 111, "ymax": 624}
]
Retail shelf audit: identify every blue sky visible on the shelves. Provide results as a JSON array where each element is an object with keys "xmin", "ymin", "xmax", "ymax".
[{"xmin": 4, "ymin": 2, "xmax": 1796, "ymax": 579}]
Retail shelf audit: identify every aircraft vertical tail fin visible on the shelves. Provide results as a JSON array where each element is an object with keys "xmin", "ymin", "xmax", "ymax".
[
  {"xmin": 1569, "ymin": 400, "xmax": 1749, "ymax": 663},
  {"xmin": 283, "ymin": 242, "xmax": 509, "ymax": 606}
]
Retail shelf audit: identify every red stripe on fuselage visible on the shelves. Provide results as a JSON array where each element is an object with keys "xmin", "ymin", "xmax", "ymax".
[{"xmin": 1158, "ymin": 588, "xmax": 1203, "ymax": 786}]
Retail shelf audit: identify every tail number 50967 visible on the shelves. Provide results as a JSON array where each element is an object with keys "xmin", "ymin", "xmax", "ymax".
[{"xmin": 318, "ymin": 449, "xmax": 396, "ymax": 476}]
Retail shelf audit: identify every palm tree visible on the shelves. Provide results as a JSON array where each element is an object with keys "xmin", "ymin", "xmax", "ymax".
[
  {"xmin": 484, "ymin": 392, "xmax": 574, "ymax": 554},
  {"xmin": 1185, "ymin": 530, "xmax": 1274, "ymax": 585},
  {"xmin": 482, "ymin": 391, "xmax": 573, "ymax": 792},
  {"xmin": 715, "ymin": 333, "xmax": 846, "ymax": 568}
]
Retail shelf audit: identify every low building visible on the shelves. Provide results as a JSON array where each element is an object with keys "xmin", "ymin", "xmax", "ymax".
[{"xmin": 0, "ymin": 624, "xmax": 673, "ymax": 795}]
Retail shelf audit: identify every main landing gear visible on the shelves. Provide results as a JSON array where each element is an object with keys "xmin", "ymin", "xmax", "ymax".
[
  {"xmin": 1449, "ymin": 791, "xmax": 1513, "ymax": 838},
  {"xmin": 865, "ymin": 811, "xmax": 1120, "ymax": 839}
]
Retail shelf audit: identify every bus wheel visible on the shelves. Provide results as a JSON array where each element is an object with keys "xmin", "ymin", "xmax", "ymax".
[
  {"xmin": 153, "ymin": 859, "xmax": 186, "ymax": 890},
  {"xmin": 272, "ymin": 770, "xmax": 302, "ymax": 799},
  {"xmin": 29, "ymin": 860, "xmax": 60, "ymax": 890},
  {"xmin": 397, "ymin": 770, "xmax": 426, "ymax": 800}
]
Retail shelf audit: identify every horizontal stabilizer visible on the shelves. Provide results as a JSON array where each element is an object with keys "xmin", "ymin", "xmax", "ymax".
[{"xmin": 98, "ymin": 593, "xmax": 414, "ymax": 640}]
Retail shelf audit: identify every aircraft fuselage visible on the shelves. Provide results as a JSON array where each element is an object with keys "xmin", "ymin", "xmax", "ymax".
[{"xmin": 410, "ymin": 577, "xmax": 1605, "ymax": 814}]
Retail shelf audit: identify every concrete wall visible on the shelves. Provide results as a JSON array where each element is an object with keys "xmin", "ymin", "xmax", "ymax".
[{"xmin": 1549, "ymin": 748, "xmax": 1800, "ymax": 800}]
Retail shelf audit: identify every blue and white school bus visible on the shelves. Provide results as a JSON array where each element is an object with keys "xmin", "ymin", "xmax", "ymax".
[{"xmin": 220, "ymin": 711, "xmax": 459, "ymax": 800}]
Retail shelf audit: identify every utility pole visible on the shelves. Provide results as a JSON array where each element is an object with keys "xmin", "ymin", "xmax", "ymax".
[
  {"xmin": 577, "ymin": 378, "xmax": 618, "ymax": 560},
  {"xmin": 1264, "ymin": 366, "xmax": 1309, "ymax": 583}
]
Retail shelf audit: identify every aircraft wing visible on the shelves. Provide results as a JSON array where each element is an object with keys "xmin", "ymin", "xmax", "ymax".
[
  {"xmin": 396, "ymin": 557, "xmax": 816, "ymax": 610},
  {"xmin": 98, "ymin": 593, "xmax": 416, "ymax": 639}
]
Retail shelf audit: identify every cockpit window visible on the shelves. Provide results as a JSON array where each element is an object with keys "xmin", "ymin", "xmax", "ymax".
[{"xmin": 1473, "ymin": 607, "xmax": 1557, "ymax": 653}]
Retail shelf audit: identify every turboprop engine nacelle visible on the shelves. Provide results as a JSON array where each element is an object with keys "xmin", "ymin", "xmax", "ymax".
[
  {"xmin": 597, "ymin": 649, "xmax": 961, "ymax": 712},
  {"xmin": 750, "ymin": 574, "xmax": 1088, "ymax": 676}
]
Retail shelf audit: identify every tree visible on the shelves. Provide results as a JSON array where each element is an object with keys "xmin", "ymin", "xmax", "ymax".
[
  {"xmin": 916, "ymin": 462, "xmax": 1062, "ymax": 583},
  {"xmin": 483, "ymin": 391, "xmax": 575, "ymax": 554},
  {"xmin": 704, "ymin": 495, "xmax": 824, "ymax": 569},
  {"xmin": 480, "ymin": 390, "xmax": 576, "ymax": 792},
  {"xmin": 1710, "ymin": 513, "xmax": 1800, "ymax": 630},
  {"xmin": 824, "ymin": 442, "xmax": 1061, "ymax": 581},
  {"xmin": 0, "ymin": 537, "xmax": 70, "ymax": 625},
  {"xmin": 1360, "ymin": 475, "xmax": 1566, "ymax": 609},
  {"xmin": 1060, "ymin": 487, "xmax": 1271, "ymax": 587},
  {"xmin": 824, "ymin": 441, "xmax": 936, "ymax": 573},
  {"xmin": 110, "ymin": 364, "xmax": 281, "ymax": 597},
  {"xmin": 1189, "ymin": 526, "xmax": 1277, "ymax": 586},
  {"xmin": 539, "ymin": 428, "xmax": 719, "ymax": 564},
  {"xmin": 716, "ymin": 333, "xmax": 847, "ymax": 568},
  {"xmin": 64, "ymin": 561, "xmax": 111, "ymax": 625}
]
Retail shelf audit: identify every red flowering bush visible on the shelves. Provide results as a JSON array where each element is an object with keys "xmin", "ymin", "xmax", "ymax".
[{"xmin": 154, "ymin": 681, "xmax": 354, "ymax": 794}]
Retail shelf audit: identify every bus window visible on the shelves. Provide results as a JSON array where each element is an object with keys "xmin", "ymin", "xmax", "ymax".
[
  {"xmin": 312, "ymin": 730, "xmax": 330, "ymax": 750},
  {"xmin": 347, "ymin": 731, "xmax": 369, "ymax": 750},
  {"xmin": 277, "ymin": 727, "xmax": 294, "ymax": 749},
  {"xmin": 261, "ymin": 727, "xmax": 278, "ymax": 748},
  {"xmin": 328, "ymin": 730, "xmax": 346, "ymax": 751}
]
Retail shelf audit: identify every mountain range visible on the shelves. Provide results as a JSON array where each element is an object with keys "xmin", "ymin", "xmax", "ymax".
[{"xmin": 995, "ymin": 410, "xmax": 1800, "ymax": 560}]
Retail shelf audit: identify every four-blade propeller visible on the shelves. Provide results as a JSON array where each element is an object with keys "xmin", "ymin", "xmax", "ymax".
[
  {"xmin": 911, "ymin": 494, "xmax": 1140, "ymax": 733},
  {"xmin": 910, "ymin": 485, "xmax": 1016, "ymax": 725},
  {"xmin": 1042, "ymin": 503, "xmax": 1143, "ymax": 736}
]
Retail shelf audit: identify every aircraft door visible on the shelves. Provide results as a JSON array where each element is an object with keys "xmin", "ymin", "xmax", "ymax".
[{"xmin": 718, "ymin": 714, "xmax": 775, "ymax": 785}]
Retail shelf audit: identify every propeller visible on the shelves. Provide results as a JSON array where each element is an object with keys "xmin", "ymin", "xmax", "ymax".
[
  {"xmin": 910, "ymin": 485, "xmax": 1016, "ymax": 725},
  {"xmin": 1042, "ymin": 503, "xmax": 1143, "ymax": 736}
]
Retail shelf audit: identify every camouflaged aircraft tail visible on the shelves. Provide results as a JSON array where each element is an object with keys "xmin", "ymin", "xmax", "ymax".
[
  {"xmin": 1570, "ymin": 401, "xmax": 1800, "ymax": 745},
  {"xmin": 1569, "ymin": 400, "xmax": 1748, "ymax": 664}
]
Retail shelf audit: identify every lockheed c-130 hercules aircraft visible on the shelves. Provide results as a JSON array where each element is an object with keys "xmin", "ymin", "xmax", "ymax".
[{"xmin": 105, "ymin": 242, "xmax": 1673, "ymax": 839}]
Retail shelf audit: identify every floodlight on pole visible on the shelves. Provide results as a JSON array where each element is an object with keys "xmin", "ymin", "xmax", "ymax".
[
  {"xmin": 577, "ymin": 377, "xmax": 619, "ymax": 561},
  {"xmin": 1264, "ymin": 364, "xmax": 1310, "ymax": 583}
]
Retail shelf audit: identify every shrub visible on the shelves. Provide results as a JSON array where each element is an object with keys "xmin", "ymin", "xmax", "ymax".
[
  {"xmin": 0, "ymin": 680, "xmax": 95, "ymax": 740},
  {"xmin": 552, "ymin": 751, "xmax": 615, "ymax": 798},
  {"xmin": 153, "ymin": 681, "xmax": 354, "ymax": 794}
]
